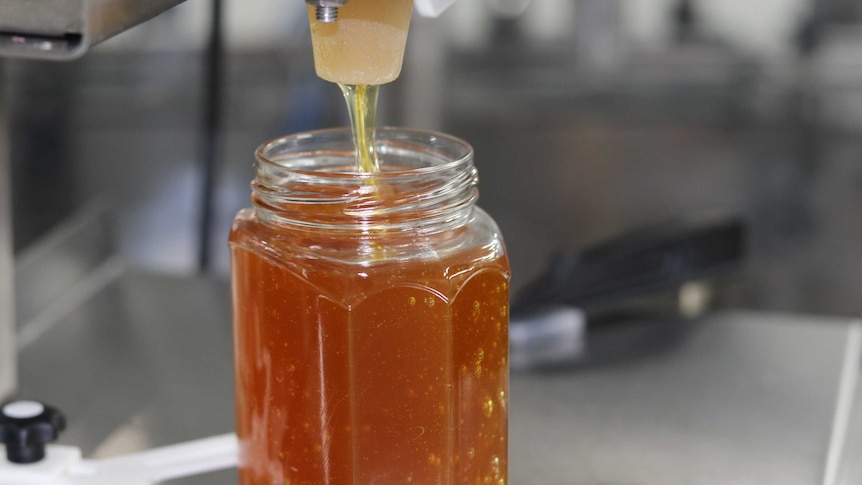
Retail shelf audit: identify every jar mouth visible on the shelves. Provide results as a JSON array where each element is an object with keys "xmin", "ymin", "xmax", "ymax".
[
  {"xmin": 251, "ymin": 127, "xmax": 478, "ymax": 234},
  {"xmin": 255, "ymin": 127, "xmax": 473, "ymax": 178}
]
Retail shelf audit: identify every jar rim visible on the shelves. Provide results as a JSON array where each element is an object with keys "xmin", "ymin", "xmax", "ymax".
[
  {"xmin": 254, "ymin": 126, "xmax": 474, "ymax": 178},
  {"xmin": 251, "ymin": 126, "xmax": 479, "ymax": 234}
]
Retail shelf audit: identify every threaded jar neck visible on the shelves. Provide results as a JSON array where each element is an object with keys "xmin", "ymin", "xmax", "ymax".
[{"xmin": 252, "ymin": 128, "xmax": 478, "ymax": 235}]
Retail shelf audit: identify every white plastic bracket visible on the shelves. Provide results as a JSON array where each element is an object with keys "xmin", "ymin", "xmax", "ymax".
[
  {"xmin": 414, "ymin": 0, "xmax": 458, "ymax": 17},
  {"xmin": 0, "ymin": 433, "xmax": 238, "ymax": 485}
]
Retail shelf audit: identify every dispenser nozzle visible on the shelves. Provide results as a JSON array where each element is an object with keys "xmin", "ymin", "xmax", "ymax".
[
  {"xmin": 306, "ymin": 0, "xmax": 348, "ymax": 23},
  {"xmin": 306, "ymin": 0, "xmax": 414, "ymax": 85}
]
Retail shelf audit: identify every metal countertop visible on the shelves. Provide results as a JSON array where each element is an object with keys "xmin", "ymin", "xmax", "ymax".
[{"xmin": 15, "ymin": 272, "xmax": 862, "ymax": 484}]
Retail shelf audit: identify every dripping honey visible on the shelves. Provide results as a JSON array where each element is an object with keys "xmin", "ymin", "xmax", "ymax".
[{"xmin": 340, "ymin": 83, "xmax": 380, "ymax": 173}]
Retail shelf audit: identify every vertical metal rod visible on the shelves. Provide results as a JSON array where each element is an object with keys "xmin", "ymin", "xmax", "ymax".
[
  {"xmin": 822, "ymin": 322, "xmax": 862, "ymax": 485},
  {"xmin": 197, "ymin": 0, "xmax": 224, "ymax": 272},
  {"xmin": 0, "ymin": 60, "xmax": 17, "ymax": 398}
]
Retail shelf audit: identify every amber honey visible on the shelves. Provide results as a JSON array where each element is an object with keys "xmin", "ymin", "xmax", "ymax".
[
  {"xmin": 339, "ymin": 83, "xmax": 380, "ymax": 173},
  {"xmin": 230, "ymin": 129, "xmax": 509, "ymax": 484}
]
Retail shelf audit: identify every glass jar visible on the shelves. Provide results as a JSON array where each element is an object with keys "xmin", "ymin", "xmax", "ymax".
[{"xmin": 230, "ymin": 127, "xmax": 510, "ymax": 484}]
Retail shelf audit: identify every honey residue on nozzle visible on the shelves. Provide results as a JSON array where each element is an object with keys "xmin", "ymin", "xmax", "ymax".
[{"xmin": 308, "ymin": 0, "xmax": 414, "ymax": 85}]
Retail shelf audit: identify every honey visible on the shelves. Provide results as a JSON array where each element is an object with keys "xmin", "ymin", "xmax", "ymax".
[
  {"xmin": 339, "ymin": 83, "xmax": 380, "ymax": 173},
  {"xmin": 230, "ymin": 128, "xmax": 509, "ymax": 484}
]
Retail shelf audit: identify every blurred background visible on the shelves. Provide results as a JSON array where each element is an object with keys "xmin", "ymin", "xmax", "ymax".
[{"xmin": 9, "ymin": 0, "xmax": 862, "ymax": 316}]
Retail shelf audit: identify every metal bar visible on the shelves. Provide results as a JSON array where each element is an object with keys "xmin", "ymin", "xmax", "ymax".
[
  {"xmin": 0, "ymin": 0, "xmax": 188, "ymax": 61},
  {"xmin": 0, "ymin": 60, "xmax": 16, "ymax": 399},
  {"xmin": 197, "ymin": 0, "xmax": 224, "ymax": 272},
  {"xmin": 822, "ymin": 322, "xmax": 862, "ymax": 485}
]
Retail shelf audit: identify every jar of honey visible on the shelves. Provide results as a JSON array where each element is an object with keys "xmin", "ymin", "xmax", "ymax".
[{"xmin": 230, "ymin": 127, "xmax": 510, "ymax": 484}]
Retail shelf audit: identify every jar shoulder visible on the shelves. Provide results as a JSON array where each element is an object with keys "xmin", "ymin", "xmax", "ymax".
[{"xmin": 230, "ymin": 206, "xmax": 508, "ymax": 269}]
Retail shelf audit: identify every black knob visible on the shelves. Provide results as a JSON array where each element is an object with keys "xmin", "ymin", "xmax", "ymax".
[{"xmin": 0, "ymin": 400, "xmax": 66, "ymax": 464}]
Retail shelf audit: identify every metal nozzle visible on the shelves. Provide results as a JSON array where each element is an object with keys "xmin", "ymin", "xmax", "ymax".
[
  {"xmin": 316, "ymin": 6, "xmax": 338, "ymax": 22},
  {"xmin": 306, "ymin": 0, "xmax": 348, "ymax": 23}
]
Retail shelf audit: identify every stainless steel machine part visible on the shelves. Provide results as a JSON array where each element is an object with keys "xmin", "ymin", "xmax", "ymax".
[
  {"xmin": 0, "ymin": 62, "xmax": 14, "ymax": 399},
  {"xmin": 0, "ymin": 0, "xmax": 188, "ymax": 60},
  {"xmin": 305, "ymin": 0, "xmax": 348, "ymax": 23},
  {"xmin": 0, "ymin": 0, "xmax": 191, "ymax": 399}
]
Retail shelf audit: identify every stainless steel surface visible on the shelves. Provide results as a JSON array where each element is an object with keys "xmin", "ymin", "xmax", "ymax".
[
  {"xmin": 510, "ymin": 313, "xmax": 856, "ymax": 484},
  {"xmin": 0, "ymin": 0, "xmax": 188, "ymax": 60},
  {"xmin": 14, "ymin": 269, "xmax": 862, "ymax": 483},
  {"xmin": 15, "ymin": 201, "xmax": 116, "ymax": 332},
  {"xmin": 17, "ymin": 272, "xmax": 237, "ymax": 484},
  {"xmin": 17, "ymin": 272, "xmax": 234, "ymax": 455},
  {"xmin": 0, "ymin": 61, "xmax": 14, "ymax": 399},
  {"xmin": 838, "ymin": 326, "xmax": 862, "ymax": 485}
]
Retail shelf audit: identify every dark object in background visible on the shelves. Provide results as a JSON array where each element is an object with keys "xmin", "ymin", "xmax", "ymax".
[
  {"xmin": 510, "ymin": 215, "xmax": 746, "ymax": 371},
  {"xmin": 0, "ymin": 400, "xmax": 65, "ymax": 464},
  {"xmin": 8, "ymin": 60, "xmax": 78, "ymax": 252},
  {"xmin": 673, "ymin": 0, "xmax": 698, "ymax": 43}
]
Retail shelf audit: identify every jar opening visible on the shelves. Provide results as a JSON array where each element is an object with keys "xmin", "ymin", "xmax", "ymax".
[{"xmin": 252, "ymin": 127, "xmax": 478, "ymax": 233}]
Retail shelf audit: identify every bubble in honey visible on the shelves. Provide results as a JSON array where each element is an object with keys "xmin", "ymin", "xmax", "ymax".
[
  {"xmin": 483, "ymin": 396, "xmax": 494, "ymax": 417},
  {"xmin": 303, "ymin": 421, "xmax": 310, "ymax": 430},
  {"xmin": 491, "ymin": 455, "xmax": 501, "ymax": 473},
  {"xmin": 473, "ymin": 300, "xmax": 481, "ymax": 312},
  {"xmin": 287, "ymin": 364, "xmax": 296, "ymax": 373},
  {"xmin": 424, "ymin": 297, "xmax": 435, "ymax": 308},
  {"xmin": 427, "ymin": 452, "xmax": 441, "ymax": 465},
  {"xmin": 275, "ymin": 374, "xmax": 284, "ymax": 383},
  {"xmin": 408, "ymin": 296, "xmax": 416, "ymax": 306},
  {"xmin": 467, "ymin": 447, "xmax": 476, "ymax": 459},
  {"xmin": 498, "ymin": 390, "xmax": 507, "ymax": 411},
  {"xmin": 475, "ymin": 348, "xmax": 485, "ymax": 377},
  {"xmin": 314, "ymin": 443, "xmax": 322, "ymax": 452}
]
